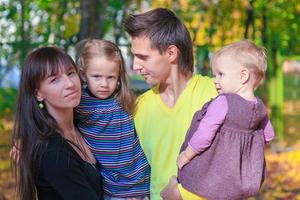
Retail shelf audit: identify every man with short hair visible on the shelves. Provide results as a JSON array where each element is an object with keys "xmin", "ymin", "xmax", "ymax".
[{"xmin": 124, "ymin": 8, "xmax": 217, "ymax": 200}]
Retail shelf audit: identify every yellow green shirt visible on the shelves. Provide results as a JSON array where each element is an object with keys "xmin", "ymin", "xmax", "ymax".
[{"xmin": 134, "ymin": 74, "xmax": 217, "ymax": 200}]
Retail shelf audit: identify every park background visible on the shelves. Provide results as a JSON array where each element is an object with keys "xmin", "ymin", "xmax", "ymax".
[{"xmin": 0, "ymin": 0, "xmax": 300, "ymax": 199}]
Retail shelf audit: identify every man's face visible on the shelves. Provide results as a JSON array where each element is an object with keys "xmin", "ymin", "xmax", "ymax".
[{"xmin": 130, "ymin": 36, "xmax": 171, "ymax": 86}]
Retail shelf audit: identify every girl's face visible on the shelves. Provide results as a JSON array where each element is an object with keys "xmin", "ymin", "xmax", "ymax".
[
  {"xmin": 36, "ymin": 66, "xmax": 81, "ymax": 111},
  {"xmin": 212, "ymin": 55, "xmax": 243, "ymax": 94},
  {"xmin": 84, "ymin": 57, "xmax": 120, "ymax": 99}
]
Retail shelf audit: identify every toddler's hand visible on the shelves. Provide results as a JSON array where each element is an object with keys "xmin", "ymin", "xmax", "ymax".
[{"xmin": 177, "ymin": 151, "xmax": 190, "ymax": 170}]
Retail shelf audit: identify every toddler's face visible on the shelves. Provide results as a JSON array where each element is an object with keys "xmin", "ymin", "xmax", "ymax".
[
  {"xmin": 212, "ymin": 56, "xmax": 243, "ymax": 94},
  {"xmin": 83, "ymin": 57, "xmax": 119, "ymax": 99}
]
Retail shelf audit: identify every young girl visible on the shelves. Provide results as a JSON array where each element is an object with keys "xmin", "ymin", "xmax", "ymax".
[
  {"xmin": 161, "ymin": 40, "xmax": 275, "ymax": 200},
  {"xmin": 11, "ymin": 47, "xmax": 103, "ymax": 200},
  {"xmin": 75, "ymin": 39, "xmax": 150, "ymax": 200}
]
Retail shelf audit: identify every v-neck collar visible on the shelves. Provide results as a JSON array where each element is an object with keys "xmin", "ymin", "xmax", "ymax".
[{"xmin": 153, "ymin": 75, "xmax": 196, "ymax": 114}]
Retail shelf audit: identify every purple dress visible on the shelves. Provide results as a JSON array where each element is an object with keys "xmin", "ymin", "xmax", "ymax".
[{"xmin": 178, "ymin": 93, "xmax": 270, "ymax": 200}]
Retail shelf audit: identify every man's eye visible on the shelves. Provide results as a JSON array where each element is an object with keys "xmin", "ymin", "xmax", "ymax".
[{"xmin": 137, "ymin": 55, "xmax": 148, "ymax": 60}]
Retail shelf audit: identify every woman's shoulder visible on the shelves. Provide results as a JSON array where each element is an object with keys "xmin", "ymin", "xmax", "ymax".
[
  {"xmin": 36, "ymin": 136, "xmax": 83, "ymax": 176},
  {"xmin": 40, "ymin": 136, "xmax": 67, "ymax": 152},
  {"xmin": 38, "ymin": 136, "xmax": 76, "ymax": 164}
]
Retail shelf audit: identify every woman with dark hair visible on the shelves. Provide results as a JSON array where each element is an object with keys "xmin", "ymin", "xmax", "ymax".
[{"xmin": 11, "ymin": 47, "xmax": 103, "ymax": 200}]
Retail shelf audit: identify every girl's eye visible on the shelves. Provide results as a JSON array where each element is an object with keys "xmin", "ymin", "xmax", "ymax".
[
  {"xmin": 108, "ymin": 76, "xmax": 116, "ymax": 80},
  {"xmin": 68, "ymin": 71, "xmax": 76, "ymax": 76},
  {"xmin": 93, "ymin": 75, "xmax": 101, "ymax": 78},
  {"xmin": 218, "ymin": 72, "xmax": 223, "ymax": 76}
]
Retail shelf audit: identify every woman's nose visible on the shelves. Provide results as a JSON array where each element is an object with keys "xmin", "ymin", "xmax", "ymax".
[{"xmin": 64, "ymin": 75, "xmax": 75, "ymax": 88}]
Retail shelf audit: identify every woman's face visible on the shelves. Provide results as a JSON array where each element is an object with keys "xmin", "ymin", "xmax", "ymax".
[{"xmin": 36, "ymin": 66, "xmax": 81, "ymax": 112}]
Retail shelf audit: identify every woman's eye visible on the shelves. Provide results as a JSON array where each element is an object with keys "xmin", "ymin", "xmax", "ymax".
[
  {"xmin": 68, "ymin": 71, "xmax": 76, "ymax": 76},
  {"xmin": 50, "ymin": 77, "xmax": 58, "ymax": 83}
]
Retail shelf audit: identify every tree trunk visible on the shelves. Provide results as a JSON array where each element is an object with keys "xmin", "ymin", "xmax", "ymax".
[
  {"xmin": 260, "ymin": 3, "xmax": 284, "ymax": 140},
  {"xmin": 19, "ymin": 0, "xmax": 28, "ymax": 64},
  {"xmin": 78, "ymin": 0, "xmax": 108, "ymax": 40},
  {"xmin": 244, "ymin": 0, "xmax": 254, "ymax": 39}
]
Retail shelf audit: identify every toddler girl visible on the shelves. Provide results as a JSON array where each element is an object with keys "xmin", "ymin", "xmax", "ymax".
[{"xmin": 162, "ymin": 40, "xmax": 275, "ymax": 200}]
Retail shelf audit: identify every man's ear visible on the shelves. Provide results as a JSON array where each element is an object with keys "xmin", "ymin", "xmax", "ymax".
[
  {"xmin": 35, "ymin": 90, "xmax": 44, "ymax": 102},
  {"xmin": 240, "ymin": 67, "xmax": 250, "ymax": 84},
  {"xmin": 166, "ymin": 45, "xmax": 179, "ymax": 63}
]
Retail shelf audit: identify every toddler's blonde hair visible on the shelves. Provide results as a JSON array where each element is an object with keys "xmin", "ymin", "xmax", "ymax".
[{"xmin": 211, "ymin": 40, "xmax": 267, "ymax": 87}]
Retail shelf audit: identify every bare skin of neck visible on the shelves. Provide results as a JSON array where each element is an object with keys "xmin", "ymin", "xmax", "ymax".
[
  {"xmin": 47, "ymin": 107, "xmax": 96, "ymax": 164},
  {"xmin": 159, "ymin": 68, "xmax": 192, "ymax": 108}
]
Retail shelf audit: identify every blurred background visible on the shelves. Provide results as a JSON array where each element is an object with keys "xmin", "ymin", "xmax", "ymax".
[{"xmin": 0, "ymin": 0, "xmax": 300, "ymax": 199}]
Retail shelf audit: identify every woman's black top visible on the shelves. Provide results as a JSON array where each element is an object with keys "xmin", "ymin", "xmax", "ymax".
[{"xmin": 35, "ymin": 136, "xmax": 103, "ymax": 200}]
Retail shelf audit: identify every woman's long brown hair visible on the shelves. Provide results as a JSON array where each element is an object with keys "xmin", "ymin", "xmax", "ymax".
[{"xmin": 11, "ymin": 47, "xmax": 79, "ymax": 200}]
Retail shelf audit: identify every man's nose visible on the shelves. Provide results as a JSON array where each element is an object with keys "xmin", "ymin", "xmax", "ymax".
[{"xmin": 132, "ymin": 58, "xmax": 142, "ymax": 72}]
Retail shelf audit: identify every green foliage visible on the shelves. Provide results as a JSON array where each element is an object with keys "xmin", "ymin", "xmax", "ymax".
[
  {"xmin": 0, "ymin": 88, "xmax": 17, "ymax": 119},
  {"xmin": 284, "ymin": 74, "xmax": 300, "ymax": 100}
]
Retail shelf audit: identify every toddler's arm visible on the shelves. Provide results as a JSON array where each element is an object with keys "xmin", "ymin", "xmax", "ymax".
[
  {"xmin": 177, "ymin": 146, "xmax": 197, "ymax": 170},
  {"xmin": 261, "ymin": 115, "xmax": 275, "ymax": 143},
  {"xmin": 177, "ymin": 95, "xmax": 228, "ymax": 170}
]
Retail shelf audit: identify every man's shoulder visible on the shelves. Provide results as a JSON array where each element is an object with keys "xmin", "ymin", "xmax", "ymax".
[
  {"xmin": 191, "ymin": 74, "xmax": 217, "ymax": 96},
  {"xmin": 192, "ymin": 74, "xmax": 214, "ymax": 85},
  {"xmin": 136, "ymin": 87, "xmax": 157, "ymax": 105}
]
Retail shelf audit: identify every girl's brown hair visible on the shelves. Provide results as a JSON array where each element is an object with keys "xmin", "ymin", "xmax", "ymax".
[{"xmin": 76, "ymin": 39, "xmax": 136, "ymax": 115}]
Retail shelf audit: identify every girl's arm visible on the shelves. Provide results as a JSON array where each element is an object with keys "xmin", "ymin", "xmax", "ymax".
[{"xmin": 177, "ymin": 95, "xmax": 228, "ymax": 170}]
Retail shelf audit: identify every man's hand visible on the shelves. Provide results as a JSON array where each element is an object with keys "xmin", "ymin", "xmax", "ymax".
[{"xmin": 160, "ymin": 176, "xmax": 182, "ymax": 200}]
